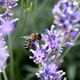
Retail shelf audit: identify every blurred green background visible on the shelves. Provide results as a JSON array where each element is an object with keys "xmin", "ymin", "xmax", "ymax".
[{"xmin": 0, "ymin": 0, "xmax": 80, "ymax": 80}]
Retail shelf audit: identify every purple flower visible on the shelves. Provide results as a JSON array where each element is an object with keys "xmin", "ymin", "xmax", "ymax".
[
  {"xmin": 30, "ymin": 48, "xmax": 45, "ymax": 64},
  {"xmin": 0, "ymin": 0, "xmax": 19, "ymax": 9},
  {"xmin": 36, "ymin": 63, "xmax": 66, "ymax": 80},
  {"xmin": 43, "ymin": 25, "xmax": 61, "ymax": 49},
  {"xmin": 0, "ymin": 13, "xmax": 18, "ymax": 36},
  {"xmin": 52, "ymin": 0, "xmax": 80, "ymax": 29},
  {"xmin": 24, "ymin": 0, "xmax": 80, "ymax": 79},
  {"xmin": 70, "ymin": 29, "xmax": 78, "ymax": 39},
  {"xmin": 0, "ymin": 20, "xmax": 14, "ymax": 36},
  {"xmin": 0, "ymin": 0, "xmax": 18, "ymax": 72},
  {"xmin": 29, "ymin": 25, "xmax": 68, "ymax": 79},
  {"xmin": 30, "ymin": 41, "xmax": 51, "ymax": 64},
  {"xmin": 30, "ymin": 25, "xmax": 75, "ymax": 65},
  {"xmin": 64, "ymin": 42, "xmax": 76, "ymax": 46},
  {"xmin": 0, "ymin": 33, "xmax": 9, "ymax": 72}
]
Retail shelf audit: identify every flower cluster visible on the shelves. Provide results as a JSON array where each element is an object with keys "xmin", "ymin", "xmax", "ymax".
[
  {"xmin": 0, "ymin": 0, "xmax": 18, "ymax": 13},
  {"xmin": 0, "ymin": 0, "xmax": 19, "ymax": 36},
  {"xmin": 36, "ymin": 64, "xmax": 66, "ymax": 80},
  {"xmin": 52, "ymin": 0, "xmax": 80, "ymax": 39},
  {"xmin": 0, "ymin": 12, "xmax": 18, "ymax": 36},
  {"xmin": 30, "ymin": 25, "xmax": 68, "ymax": 80},
  {"xmin": 52, "ymin": 0, "xmax": 80, "ymax": 28},
  {"xmin": 27, "ymin": 0, "xmax": 80, "ymax": 80},
  {"xmin": 0, "ymin": 33, "xmax": 9, "ymax": 72},
  {"xmin": 0, "ymin": 0, "xmax": 18, "ymax": 72}
]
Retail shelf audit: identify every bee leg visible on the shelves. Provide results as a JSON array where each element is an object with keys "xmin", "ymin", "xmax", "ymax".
[{"xmin": 31, "ymin": 42, "xmax": 37, "ymax": 50}]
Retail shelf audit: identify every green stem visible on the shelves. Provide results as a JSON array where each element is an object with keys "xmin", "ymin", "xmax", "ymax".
[
  {"xmin": 27, "ymin": 0, "xmax": 29, "ymax": 8},
  {"xmin": 60, "ymin": 32, "xmax": 80, "ymax": 59},
  {"xmin": 33, "ymin": 0, "xmax": 37, "ymax": 19},
  {"xmin": 34, "ymin": 0, "xmax": 37, "ymax": 9},
  {"xmin": 3, "ymin": 69, "xmax": 8, "ymax": 80},
  {"xmin": 8, "ymin": 35, "xmax": 14, "ymax": 80},
  {"xmin": 0, "ymin": 73, "xmax": 2, "ymax": 80},
  {"xmin": 53, "ymin": 51, "xmax": 59, "ymax": 62}
]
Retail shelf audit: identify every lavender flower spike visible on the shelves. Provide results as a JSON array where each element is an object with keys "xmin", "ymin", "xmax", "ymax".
[
  {"xmin": 0, "ymin": 0, "xmax": 19, "ymax": 10},
  {"xmin": 0, "ymin": 13, "xmax": 18, "ymax": 36},
  {"xmin": 0, "ymin": 33, "xmax": 9, "ymax": 72},
  {"xmin": 29, "ymin": 25, "xmax": 68, "ymax": 80},
  {"xmin": 52, "ymin": 0, "xmax": 80, "ymax": 29},
  {"xmin": 36, "ymin": 63, "xmax": 66, "ymax": 80},
  {"xmin": 52, "ymin": 0, "xmax": 80, "ymax": 40}
]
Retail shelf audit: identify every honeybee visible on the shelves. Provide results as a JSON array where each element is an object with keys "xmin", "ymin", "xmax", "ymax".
[{"xmin": 23, "ymin": 33, "xmax": 42, "ymax": 50}]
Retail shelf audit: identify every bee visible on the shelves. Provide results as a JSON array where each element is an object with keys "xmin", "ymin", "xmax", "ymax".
[{"xmin": 23, "ymin": 33, "xmax": 42, "ymax": 50}]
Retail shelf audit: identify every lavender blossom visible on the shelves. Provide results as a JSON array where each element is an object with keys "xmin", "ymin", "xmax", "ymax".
[
  {"xmin": 69, "ymin": 29, "xmax": 78, "ymax": 39},
  {"xmin": 0, "ymin": 0, "xmax": 19, "ymax": 36},
  {"xmin": 0, "ymin": 0, "xmax": 19, "ymax": 10},
  {"xmin": 30, "ymin": 25, "xmax": 69, "ymax": 80},
  {"xmin": 52, "ymin": 0, "xmax": 80, "ymax": 28},
  {"xmin": 30, "ymin": 45, "xmax": 45, "ymax": 64},
  {"xmin": 0, "ymin": 0, "xmax": 18, "ymax": 73},
  {"xmin": 43, "ymin": 25, "xmax": 62, "ymax": 49},
  {"xmin": 0, "ymin": 33, "xmax": 9, "ymax": 72},
  {"xmin": 36, "ymin": 63, "xmax": 66, "ymax": 80},
  {"xmin": 30, "ymin": 25, "xmax": 75, "ymax": 58},
  {"xmin": 52, "ymin": 0, "xmax": 80, "ymax": 39},
  {"xmin": 0, "ymin": 12, "xmax": 18, "ymax": 36},
  {"xmin": 24, "ymin": 0, "xmax": 80, "ymax": 80}
]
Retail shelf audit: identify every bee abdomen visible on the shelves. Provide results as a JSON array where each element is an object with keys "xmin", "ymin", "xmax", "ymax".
[{"xmin": 24, "ymin": 40, "xmax": 30, "ymax": 50}]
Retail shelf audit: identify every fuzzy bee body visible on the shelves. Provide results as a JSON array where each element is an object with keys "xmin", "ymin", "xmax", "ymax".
[{"xmin": 23, "ymin": 33, "xmax": 42, "ymax": 50}]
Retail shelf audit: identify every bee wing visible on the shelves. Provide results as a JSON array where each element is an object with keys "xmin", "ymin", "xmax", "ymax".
[
  {"xmin": 21, "ymin": 33, "xmax": 37, "ymax": 39},
  {"xmin": 20, "ymin": 36, "xmax": 30, "ymax": 39}
]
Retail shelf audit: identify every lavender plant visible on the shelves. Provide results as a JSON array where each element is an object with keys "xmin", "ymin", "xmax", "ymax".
[
  {"xmin": 0, "ymin": 0, "xmax": 79, "ymax": 80},
  {"xmin": 52, "ymin": 0, "xmax": 80, "ymax": 39},
  {"xmin": 30, "ymin": 25, "xmax": 69, "ymax": 80},
  {"xmin": 0, "ymin": 0, "xmax": 18, "ymax": 36},
  {"xmin": 0, "ymin": 0, "xmax": 18, "ymax": 80},
  {"xmin": 24, "ymin": 0, "xmax": 80, "ymax": 80}
]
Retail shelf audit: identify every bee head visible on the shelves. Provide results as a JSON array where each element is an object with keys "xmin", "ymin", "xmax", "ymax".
[{"xmin": 38, "ymin": 33, "xmax": 42, "ymax": 40}]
